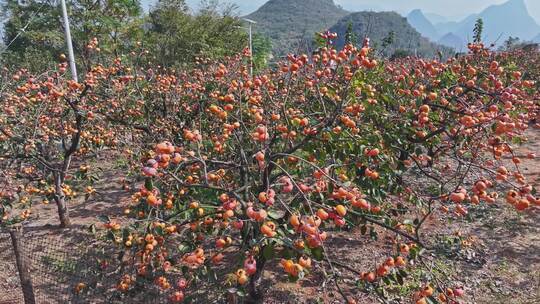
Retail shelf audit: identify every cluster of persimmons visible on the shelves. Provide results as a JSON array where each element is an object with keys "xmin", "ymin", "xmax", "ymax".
[{"xmin": 0, "ymin": 34, "xmax": 538, "ymax": 303}]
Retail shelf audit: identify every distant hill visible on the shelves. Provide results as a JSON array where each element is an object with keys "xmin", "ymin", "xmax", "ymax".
[
  {"xmin": 438, "ymin": 33, "xmax": 465, "ymax": 51},
  {"xmin": 417, "ymin": 0, "xmax": 540, "ymax": 50},
  {"xmin": 246, "ymin": 0, "xmax": 348, "ymax": 55},
  {"xmin": 424, "ymin": 13, "xmax": 449, "ymax": 25},
  {"xmin": 533, "ymin": 33, "xmax": 540, "ymax": 43},
  {"xmin": 452, "ymin": 0, "xmax": 540, "ymax": 46},
  {"xmin": 407, "ymin": 9, "xmax": 439, "ymax": 41},
  {"xmin": 432, "ymin": 14, "xmax": 479, "ymax": 37},
  {"xmin": 329, "ymin": 12, "xmax": 453, "ymax": 58},
  {"xmin": 245, "ymin": 0, "xmax": 453, "ymax": 58}
]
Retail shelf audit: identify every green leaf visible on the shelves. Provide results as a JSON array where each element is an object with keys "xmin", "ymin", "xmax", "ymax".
[
  {"xmin": 398, "ymin": 269, "xmax": 408, "ymax": 278},
  {"xmin": 311, "ymin": 247, "xmax": 324, "ymax": 261},
  {"xmin": 88, "ymin": 224, "xmax": 96, "ymax": 234},
  {"xmin": 262, "ymin": 244, "xmax": 275, "ymax": 259},
  {"xmin": 106, "ymin": 231, "xmax": 115, "ymax": 241},
  {"xmin": 155, "ymin": 225, "xmax": 164, "ymax": 236},
  {"xmin": 369, "ymin": 227, "xmax": 378, "ymax": 240},
  {"xmin": 97, "ymin": 215, "xmax": 110, "ymax": 223},
  {"xmin": 144, "ymin": 178, "xmax": 153, "ymax": 191},
  {"xmin": 403, "ymin": 219, "xmax": 413, "ymax": 225},
  {"xmin": 178, "ymin": 244, "xmax": 190, "ymax": 254},
  {"xmin": 426, "ymin": 296, "xmax": 438, "ymax": 304},
  {"xmin": 183, "ymin": 295, "xmax": 194, "ymax": 303},
  {"xmin": 122, "ymin": 228, "xmax": 130, "ymax": 240},
  {"xmin": 268, "ymin": 209, "xmax": 285, "ymax": 220},
  {"xmin": 396, "ymin": 271, "xmax": 404, "ymax": 285},
  {"xmin": 288, "ymin": 274, "xmax": 299, "ymax": 282},
  {"xmin": 282, "ymin": 248, "xmax": 295, "ymax": 259}
]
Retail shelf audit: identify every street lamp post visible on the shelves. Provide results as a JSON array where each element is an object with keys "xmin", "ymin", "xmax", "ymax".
[{"xmin": 243, "ymin": 18, "xmax": 257, "ymax": 78}]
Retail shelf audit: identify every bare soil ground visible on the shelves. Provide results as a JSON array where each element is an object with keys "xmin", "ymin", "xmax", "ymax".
[{"xmin": 0, "ymin": 128, "xmax": 539, "ymax": 304}]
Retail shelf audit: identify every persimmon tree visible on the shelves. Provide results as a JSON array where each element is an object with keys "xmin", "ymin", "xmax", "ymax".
[
  {"xmin": 0, "ymin": 62, "xmax": 115, "ymax": 228},
  {"xmin": 2, "ymin": 35, "xmax": 537, "ymax": 302},
  {"xmin": 0, "ymin": 40, "xmax": 205, "ymax": 229},
  {"xmin": 91, "ymin": 34, "xmax": 540, "ymax": 304}
]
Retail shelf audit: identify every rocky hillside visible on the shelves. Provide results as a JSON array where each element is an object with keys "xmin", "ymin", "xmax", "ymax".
[
  {"xmin": 330, "ymin": 12, "xmax": 453, "ymax": 58},
  {"xmin": 246, "ymin": 0, "xmax": 348, "ymax": 55}
]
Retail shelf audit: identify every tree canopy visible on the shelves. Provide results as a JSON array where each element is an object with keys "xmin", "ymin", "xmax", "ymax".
[{"xmin": 1, "ymin": 0, "xmax": 249, "ymax": 72}]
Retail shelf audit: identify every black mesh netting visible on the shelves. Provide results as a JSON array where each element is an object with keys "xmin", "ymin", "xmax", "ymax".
[{"xmin": 0, "ymin": 229, "xmax": 170, "ymax": 304}]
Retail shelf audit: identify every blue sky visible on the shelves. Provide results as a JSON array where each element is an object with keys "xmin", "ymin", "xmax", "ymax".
[{"xmin": 141, "ymin": 0, "xmax": 540, "ymax": 23}]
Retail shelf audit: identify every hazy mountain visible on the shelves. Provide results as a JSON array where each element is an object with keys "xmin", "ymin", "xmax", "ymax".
[
  {"xmin": 438, "ymin": 32, "xmax": 466, "ymax": 51},
  {"xmin": 246, "ymin": 0, "xmax": 348, "ymax": 55},
  {"xmin": 434, "ymin": 14, "xmax": 479, "ymax": 36},
  {"xmin": 461, "ymin": 0, "xmax": 538, "ymax": 42},
  {"xmin": 329, "ymin": 11, "xmax": 453, "ymax": 58},
  {"xmin": 424, "ymin": 13, "xmax": 449, "ymax": 24},
  {"xmin": 533, "ymin": 33, "xmax": 540, "ymax": 43},
  {"xmin": 435, "ymin": 0, "xmax": 540, "ymax": 47},
  {"xmin": 407, "ymin": 9, "xmax": 439, "ymax": 40}
]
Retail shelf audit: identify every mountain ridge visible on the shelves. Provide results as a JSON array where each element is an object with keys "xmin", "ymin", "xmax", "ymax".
[
  {"xmin": 454, "ymin": 0, "xmax": 539, "ymax": 44},
  {"xmin": 246, "ymin": 0, "xmax": 348, "ymax": 55},
  {"xmin": 438, "ymin": 33, "xmax": 465, "ymax": 51},
  {"xmin": 329, "ymin": 11, "xmax": 453, "ymax": 58},
  {"xmin": 408, "ymin": 0, "xmax": 540, "ymax": 49},
  {"xmin": 247, "ymin": 0, "xmax": 453, "ymax": 57},
  {"xmin": 407, "ymin": 9, "xmax": 439, "ymax": 41}
]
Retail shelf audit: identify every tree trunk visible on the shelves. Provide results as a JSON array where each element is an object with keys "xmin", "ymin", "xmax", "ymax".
[
  {"xmin": 55, "ymin": 195, "xmax": 71, "ymax": 228},
  {"xmin": 9, "ymin": 228, "xmax": 36, "ymax": 304},
  {"xmin": 246, "ymin": 256, "xmax": 266, "ymax": 304},
  {"xmin": 226, "ymin": 289, "xmax": 239, "ymax": 304},
  {"xmin": 54, "ymin": 173, "xmax": 71, "ymax": 228}
]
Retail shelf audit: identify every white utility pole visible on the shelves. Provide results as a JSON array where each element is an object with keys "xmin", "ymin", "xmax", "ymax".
[
  {"xmin": 249, "ymin": 24, "xmax": 253, "ymax": 77},
  {"xmin": 243, "ymin": 18, "xmax": 257, "ymax": 78},
  {"xmin": 60, "ymin": 0, "xmax": 78, "ymax": 82}
]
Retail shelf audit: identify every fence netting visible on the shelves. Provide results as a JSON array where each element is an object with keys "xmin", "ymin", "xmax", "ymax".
[{"xmin": 0, "ymin": 228, "xmax": 170, "ymax": 304}]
